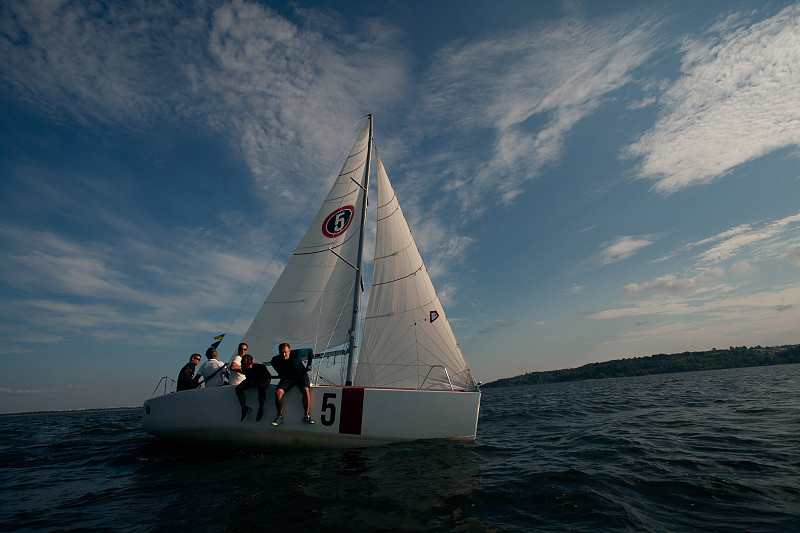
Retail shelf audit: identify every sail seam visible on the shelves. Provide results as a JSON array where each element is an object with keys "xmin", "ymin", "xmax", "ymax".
[
  {"xmin": 346, "ymin": 142, "xmax": 369, "ymax": 159},
  {"xmin": 377, "ymin": 204, "xmax": 399, "ymax": 221},
  {"xmin": 294, "ymin": 230, "xmax": 359, "ymax": 255},
  {"xmin": 339, "ymin": 158, "xmax": 367, "ymax": 177},
  {"xmin": 371, "ymin": 263, "xmax": 423, "ymax": 286},
  {"xmin": 376, "ymin": 193, "xmax": 397, "ymax": 210}
]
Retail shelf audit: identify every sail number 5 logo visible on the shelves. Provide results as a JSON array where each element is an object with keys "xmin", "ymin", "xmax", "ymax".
[{"xmin": 322, "ymin": 206, "xmax": 355, "ymax": 238}]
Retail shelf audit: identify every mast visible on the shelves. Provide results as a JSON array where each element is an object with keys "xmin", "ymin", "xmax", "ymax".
[{"xmin": 345, "ymin": 114, "xmax": 373, "ymax": 385}]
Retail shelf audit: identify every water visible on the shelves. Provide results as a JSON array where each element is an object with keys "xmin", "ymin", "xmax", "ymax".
[{"xmin": 1, "ymin": 365, "xmax": 798, "ymax": 532}]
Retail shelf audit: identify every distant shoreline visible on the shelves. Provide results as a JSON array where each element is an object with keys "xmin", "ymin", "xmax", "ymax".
[
  {"xmin": 482, "ymin": 344, "xmax": 800, "ymax": 388},
  {"xmin": 0, "ymin": 406, "xmax": 140, "ymax": 418}
]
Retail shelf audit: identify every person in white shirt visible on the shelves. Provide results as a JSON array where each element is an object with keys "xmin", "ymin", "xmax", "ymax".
[
  {"xmin": 198, "ymin": 346, "xmax": 226, "ymax": 387},
  {"xmin": 227, "ymin": 343, "xmax": 248, "ymax": 386}
]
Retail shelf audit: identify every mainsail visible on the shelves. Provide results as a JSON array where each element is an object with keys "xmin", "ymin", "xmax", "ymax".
[
  {"xmin": 355, "ymin": 150, "xmax": 477, "ymax": 391},
  {"xmin": 242, "ymin": 120, "xmax": 370, "ymax": 358}
]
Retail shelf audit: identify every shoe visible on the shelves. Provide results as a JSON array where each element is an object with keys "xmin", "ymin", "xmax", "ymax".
[
  {"xmin": 271, "ymin": 415, "xmax": 284, "ymax": 426},
  {"xmin": 256, "ymin": 408, "xmax": 264, "ymax": 422},
  {"xmin": 303, "ymin": 415, "xmax": 315, "ymax": 424},
  {"xmin": 241, "ymin": 407, "xmax": 251, "ymax": 422}
]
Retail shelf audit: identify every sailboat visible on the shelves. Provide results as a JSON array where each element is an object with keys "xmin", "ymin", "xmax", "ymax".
[{"xmin": 142, "ymin": 116, "xmax": 481, "ymax": 450}]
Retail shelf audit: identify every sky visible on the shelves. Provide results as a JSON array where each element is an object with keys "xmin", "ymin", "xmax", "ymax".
[{"xmin": 1, "ymin": 0, "xmax": 799, "ymax": 413}]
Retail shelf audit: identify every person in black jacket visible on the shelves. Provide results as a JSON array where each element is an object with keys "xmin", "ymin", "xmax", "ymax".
[
  {"xmin": 235, "ymin": 354, "xmax": 272, "ymax": 422},
  {"xmin": 176, "ymin": 353, "xmax": 202, "ymax": 391},
  {"xmin": 270, "ymin": 342, "xmax": 314, "ymax": 425}
]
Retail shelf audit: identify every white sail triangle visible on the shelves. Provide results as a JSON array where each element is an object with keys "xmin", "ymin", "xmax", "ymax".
[
  {"xmin": 355, "ymin": 150, "xmax": 477, "ymax": 391},
  {"xmin": 242, "ymin": 120, "xmax": 370, "ymax": 358}
]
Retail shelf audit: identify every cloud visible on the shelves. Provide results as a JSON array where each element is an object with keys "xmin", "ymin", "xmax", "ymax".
[
  {"xmin": 197, "ymin": 1, "xmax": 408, "ymax": 202},
  {"xmin": 654, "ymin": 213, "xmax": 800, "ymax": 267},
  {"xmin": 627, "ymin": 96, "xmax": 656, "ymax": 110},
  {"xmin": 623, "ymin": 270, "xmax": 723, "ymax": 297},
  {"xmin": 592, "ymin": 282, "xmax": 800, "ymax": 355},
  {"xmin": 0, "ymin": 0, "xmax": 408, "ymax": 212},
  {"xmin": 568, "ymin": 284, "xmax": 586, "ymax": 295},
  {"xmin": 789, "ymin": 245, "xmax": 800, "ymax": 266},
  {"xmin": 414, "ymin": 10, "xmax": 662, "ymax": 212},
  {"xmin": 729, "ymin": 260, "xmax": 753, "ymax": 275},
  {"xmin": 600, "ymin": 235, "xmax": 656, "ymax": 265},
  {"xmin": 0, "ymin": 387, "xmax": 46, "ymax": 395},
  {"xmin": 627, "ymin": 4, "xmax": 800, "ymax": 193},
  {"xmin": 592, "ymin": 209, "xmax": 800, "ymax": 346},
  {"xmin": 0, "ymin": 222, "xmax": 275, "ymax": 344},
  {"xmin": 698, "ymin": 212, "xmax": 800, "ymax": 264},
  {"xmin": 0, "ymin": 0, "xmax": 206, "ymax": 126},
  {"xmin": 478, "ymin": 318, "xmax": 515, "ymax": 335},
  {"xmin": 591, "ymin": 282, "xmax": 800, "ymax": 321}
]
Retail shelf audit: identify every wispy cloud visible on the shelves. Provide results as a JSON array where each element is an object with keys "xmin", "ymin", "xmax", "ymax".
[
  {"xmin": 790, "ymin": 245, "xmax": 800, "ymax": 266},
  {"xmin": 627, "ymin": 4, "xmax": 800, "ymax": 193},
  {"xmin": 0, "ymin": 0, "xmax": 183, "ymax": 125},
  {"xmin": 0, "ymin": 221, "xmax": 277, "ymax": 346},
  {"xmin": 413, "ymin": 9, "xmax": 662, "ymax": 212},
  {"xmin": 592, "ymin": 211, "xmax": 800, "ymax": 324},
  {"xmin": 593, "ymin": 282, "xmax": 800, "ymax": 356},
  {"xmin": 568, "ymin": 284, "xmax": 586, "ymax": 295},
  {"xmin": 0, "ymin": 0, "xmax": 408, "ymax": 212},
  {"xmin": 591, "ymin": 282, "xmax": 800, "ymax": 321},
  {"xmin": 697, "ymin": 213, "xmax": 800, "ymax": 264},
  {"xmin": 197, "ymin": 1, "xmax": 408, "ymax": 203},
  {"xmin": 623, "ymin": 269, "xmax": 724, "ymax": 297},
  {"xmin": 478, "ymin": 318, "xmax": 516, "ymax": 335},
  {"xmin": 600, "ymin": 235, "xmax": 656, "ymax": 265},
  {"xmin": 0, "ymin": 387, "xmax": 48, "ymax": 395}
]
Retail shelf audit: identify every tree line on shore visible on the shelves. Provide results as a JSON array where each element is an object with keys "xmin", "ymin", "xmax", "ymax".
[{"xmin": 481, "ymin": 344, "xmax": 800, "ymax": 388}]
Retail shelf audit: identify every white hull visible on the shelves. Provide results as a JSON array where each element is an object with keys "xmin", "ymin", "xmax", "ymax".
[{"xmin": 142, "ymin": 385, "xmax": 480, "ymax": 450}]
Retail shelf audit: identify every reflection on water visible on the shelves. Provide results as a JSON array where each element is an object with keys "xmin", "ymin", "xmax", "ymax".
[{"xmin": 134, "ymin": 438, "xmax": 484, "ymax": 532}]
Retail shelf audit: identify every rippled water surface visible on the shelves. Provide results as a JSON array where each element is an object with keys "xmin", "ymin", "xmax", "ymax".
[{"xmin": 1, "ymin": 364, "xmax": 799, "ymax": 532}]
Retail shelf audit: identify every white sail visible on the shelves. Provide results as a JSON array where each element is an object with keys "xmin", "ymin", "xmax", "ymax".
[
  {"xmin": 242, "ymin": 120, "xmax": 370, "ymax": 358},
  {"xmin": 355, "ymin": 150, "xmax": 477, "ymax": 391}
]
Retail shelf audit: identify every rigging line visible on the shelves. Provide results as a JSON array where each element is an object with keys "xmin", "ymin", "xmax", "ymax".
[
  {"xmin": 221, "ymin": 120, "xmax": 364, "ymax": 342},
  {"xmin": 318, "ymin": 253, "xmax": 354, "ymax": 353}
]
